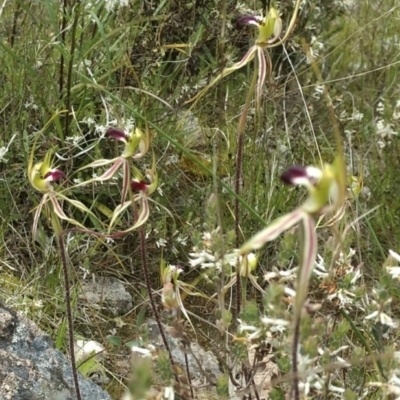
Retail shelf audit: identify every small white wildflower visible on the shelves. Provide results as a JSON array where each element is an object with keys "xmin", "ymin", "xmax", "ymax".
[
  {"xmin": 328, "ymin": 289, "xmax": 355, "ymax": 307},
  {"xmin": 376, "ymin": 101, "xmax": 385, "ymax": 114},
  {"xmin": 165, "ymin": 154, "xmax": 179, "ymax": 166},
  {"xmin": 350, "ymin": 110, "xmax": 364, "ymax": 121},
  {"xmin": 189, "ymin": 250, "xmax": 215, "ymax": 268},
  {"xmin": 81, "ymin": 116, "xmax": 95, "ymax": 126},
  {"xmin": 314, "ymin": 254, "xmax": 329, "ymax": 278},
  {"xmin": 261, "ymin": 316, "xmax": 290, "ymax": 333},
  {"xmin": 95, "ymin": 124, "xmax": 108, "ymax": 136},
  {"xmin": 365, "ymin": 310, "xmax": 397, "ymax": 328},
  {"xmin": 106, "ymin": 237, "xmax": 115, "ymax": 245},
  {"xmin": 157, "ymin": 185, "xmax": 164, "ymax": 196},
  {"xmin": 264, "ymin": 266, "xmax": 298, "ymax": 282},
  {"xmin": 376, "ymin": 119, "xmax": 397, "ymax": 138},
  {"xmin": 33, "ymin": 299, "xmax": 44, "ymax": 308},
  {"xmin": 73, "ymin": 178, "xmax": 83, "ymax": 184},
  {"xmin": 105, "ymin": 0, "xmax": 129, "ymax": 12},
  {"xmin": 312, "ymin": 84, "xmax": 325, "ymax": 99},
  {"xmin": 176, "ymin": 235, "xmax": 188, "ymax": 246},
  {"xmin": 156, "ymin": 238, "xmax": 168, "ymax": 248}
]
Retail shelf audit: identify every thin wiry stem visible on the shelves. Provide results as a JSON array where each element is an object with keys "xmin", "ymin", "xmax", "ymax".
[
  {"xmin": 234, "ymin": 65, "xmax": 258, "ymax": 318},
  {"xmin": 57, "ymin": 233, "xmax": 81, "ymax": 400}
]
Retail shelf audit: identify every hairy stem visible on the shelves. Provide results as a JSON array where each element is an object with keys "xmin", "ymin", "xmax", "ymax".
[
  {"xmin": 57, "ymin": 232, "xmax": 81, "ymax": 400},
  {"xmin": 291, "ymin": 314, "xmax": 300, "ymax": 400},
  {"xmin": 234, "ymin": 66, "xmax": 258, "ymax": 317}
]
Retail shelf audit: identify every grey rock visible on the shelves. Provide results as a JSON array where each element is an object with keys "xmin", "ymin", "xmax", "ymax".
[
  {"xmin": 80, "ymin": 276, "xmax": 132, "ymax": 316},
  {"xmin": 0, "ymin": 302, "xmax": 112, "ymax": 400},
  {"xmin": 146, "ymin": 319, "xmax": 221, "ymax": 381}
]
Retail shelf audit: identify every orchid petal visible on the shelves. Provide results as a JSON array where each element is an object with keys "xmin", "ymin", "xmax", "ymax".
[
  {"xmin": 57, "ymin": 193, "xmax": 104, "ymax": 227},
  {"xmin": 121, "ymin": 159, "xmax": 131, "ymax": 203},
  {"xmin": 49, "ymin": 194, "xmax": 87, "ymax": 230},
  {"xmin": 122, "ymin": 127, "xmax": 142, "ymax": 159},
  {"xmin": 186, "ymin": 46, "xmax": 257, "ymax": 104},
  {"xmin": 132, "ymin": 127, "xmax": 150, "ymax": 159},
  {"xmin": 256, "ymin": 47, "xmax": 267, "ymax": 109},
  {"xmin": 295, "ymin": 214, "xmax": 317, "ymax": 316},
  {"xmin": 77, "ymin": 157, "xmax": 120, "ymax": 171},
  {"xmin": 73, "ymin": 158, "xmax": 123, "ymax": 189},
  {"xmin": 267, "ymin": 9, "xmax": 282, "ymax": 43},
  {"xmin": 98, "ymin": 157, "xmax": 124, "ymax": 180},
  {"xmin": 109, "ymin": 201, "xmax": 132, "ymax": 232},
  {"xmin": 240, "ymin": 209, "xmax": 305, "ymax": 254},
  {"xmin": 109, "ymin": 197, "xmax": 150, "ymax": 234},
  {"xmin": 32, "ymin": 195, "xmax": 47, "ymax": 240}
]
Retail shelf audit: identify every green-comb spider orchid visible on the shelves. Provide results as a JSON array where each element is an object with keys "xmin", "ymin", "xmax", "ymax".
[
  {"xmin": 108, "ymin": 160, "xmax": 158, "ymax": 234},
  {"xmin": 77, "ymin": 126, "xmax": 149, "ymax": 205},
  {"xmin": 187, "ymin": 2, "xmax": 300, "ymax": 109},
  {"xmin": 28, "ymin": 150, "xmax": 97, "ymax": 239},
  {"xmin": 240, "ymin": 157, "xmax": 345, "ymax": 315}
]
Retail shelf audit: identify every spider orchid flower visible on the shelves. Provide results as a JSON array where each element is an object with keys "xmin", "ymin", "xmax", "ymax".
[
  {"xmin": 187, "ymin": 8, "xmax": 282, "ymax": 108},
  {"xmin": 108, "ymin": 159, "xmax": 158, "ymax": 234},
  {"xmin": 78, "ymin": 126, "xmax": 149, "ymax": 204},
  {"xmin": 28, "ymin": 151, "xmax": 98, "ymax": 239},
  {"xmin": 240, "ymin": 157, "xmax": 345, "ymax": 315}
]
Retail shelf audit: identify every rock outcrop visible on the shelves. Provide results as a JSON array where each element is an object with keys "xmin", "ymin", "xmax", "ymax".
[{"xmin": 0, "ymin": 302, "xmax": 111, "ymax": 400}]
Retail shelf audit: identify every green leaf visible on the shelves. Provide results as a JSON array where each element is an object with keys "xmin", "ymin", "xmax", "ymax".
[{"xmin": 107, "ymin": 335, "xmax": 122, "ymax": 347}]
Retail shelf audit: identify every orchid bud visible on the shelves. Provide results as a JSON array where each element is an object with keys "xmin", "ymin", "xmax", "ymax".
[{"xmin": 240, "ymin": 252, "xmax": 257, "ymax": 278}]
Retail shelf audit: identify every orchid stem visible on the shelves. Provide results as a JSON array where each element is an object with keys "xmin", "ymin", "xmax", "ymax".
[
  {"xmin": 56, "ymin": 230, "xmax": 81, "ymax": 400},
  {"xmin": 291, "ymin": 314, "xmax": 300, "ymax": 400},
  {"xmin": 235, "ymin": 64, "xmax": 258, "ymax": 318}
]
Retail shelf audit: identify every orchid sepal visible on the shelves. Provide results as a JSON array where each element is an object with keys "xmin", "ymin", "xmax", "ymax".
[{"xmin": 239, "ymin": 208, "xmax": 305, "ymax": 254}]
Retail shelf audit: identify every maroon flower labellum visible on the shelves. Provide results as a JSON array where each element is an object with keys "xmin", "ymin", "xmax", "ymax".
[
  {"xmin": 131, "ymin": 180, "xmax": 148, "ymax": 193},
  {"xmin": 105, "ymin": 127, "xmax": 128, "ymax": 142},
  {"xmin": 238, "ymin": 15, "xmax": 262, "ymax": 26},
  {"xmin": 44, "ymin": 169, "xmax": 66, "ymax": 182},
  {"xmin": 280, "ymin": 166, "xmax": 308, "ymax": 185},
  {"xmin": 280, "ymin": 165, "xmax": 322, "ymax": 187}
]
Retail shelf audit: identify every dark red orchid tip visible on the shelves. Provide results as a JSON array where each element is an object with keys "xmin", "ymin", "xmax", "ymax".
[
  {"xmin": 131, "ymin": 180, "xmax": 148, "ymax": 192},
  {"xmin": 44, "ymin": 170, "xmax": 66, "ymax": 182},
  {"xmin": 105, "ymin": 127, "xmax": 128, "ymax": 141},
  {"xmin": 280, "ymin": 166, "xmax": 307, "ymax": 185}
]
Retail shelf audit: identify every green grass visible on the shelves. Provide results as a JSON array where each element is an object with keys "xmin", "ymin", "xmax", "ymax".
[{"xmin": 2, "ymin": 0, "xmax": 400, "ymax": 399}]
